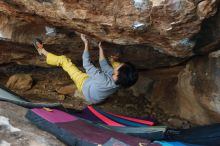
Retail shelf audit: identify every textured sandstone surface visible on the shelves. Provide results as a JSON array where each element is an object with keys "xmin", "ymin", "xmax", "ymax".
[
  {"xmin": 0, "ymin": 38, "xmax": 187, "ymax": 69},
  {"xmin": 6, "ymin": 74, "xmax": 33, "ymax": 91},
  {"xmin": 0, "ymin": 0, "xmax": 218, "ymax": 57},
  {"xmin": 148, "ymin": 55, "xmax": 220, "ymax": 125}
]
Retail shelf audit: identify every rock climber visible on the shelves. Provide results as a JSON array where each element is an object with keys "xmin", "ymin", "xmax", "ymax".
[{"xmin": 33, "ymin": 34, "xmax": 138, "ymax": 104}]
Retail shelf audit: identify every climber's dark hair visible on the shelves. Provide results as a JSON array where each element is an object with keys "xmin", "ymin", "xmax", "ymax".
[{"xmin": 115, "ymin": 62, "xmax": 138, "ymax": 88}]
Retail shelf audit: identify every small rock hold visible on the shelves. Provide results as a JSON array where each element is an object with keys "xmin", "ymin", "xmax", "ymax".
[
  {"xmin": 208, "ymin": 50, "xmax": 220, "ymax": 58},
  {"xmin": 57, "ymin": 95, "xmax": 65, "ymax": 101},
  {"xmin": 167, "ymin": 118, "xmax": 185, "ymax": 128},
  {"xmin": 56, "ymin": 84, "xmax": 76, "ymax": 95},
  {"xmin": 6, "ymin": 74, "xmax": 32, "ymax": 91},
  {"xmin": 125, "ymin": 104, "xmax": 136, "ymax": 109}
]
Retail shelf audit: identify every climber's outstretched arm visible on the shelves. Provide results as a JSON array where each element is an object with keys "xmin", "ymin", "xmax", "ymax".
[
  {"xmin": 98, "ymin": 42, "xmax": 113, "ymax": 75},
  {"xmin": 81, "ymin": 34, "xmax": 89, "ymax": 52},
  {"xmin": 99, "ymin": 42, "xmax": 106, "ymax": 62},
  {"xmin": 81, "ymin": 34, "xmax": 102, "ymax": 78}
]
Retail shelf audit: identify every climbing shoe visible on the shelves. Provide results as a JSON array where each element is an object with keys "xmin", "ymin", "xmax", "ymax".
[{"xmin": 33, "ymin": 38, "xmax": 44, "ymax": 55}]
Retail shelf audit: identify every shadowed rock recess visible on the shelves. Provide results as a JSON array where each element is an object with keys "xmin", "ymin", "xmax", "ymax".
[{"xmin": 0, "ymin": 0, "xmax": 220, "ymax": 133}]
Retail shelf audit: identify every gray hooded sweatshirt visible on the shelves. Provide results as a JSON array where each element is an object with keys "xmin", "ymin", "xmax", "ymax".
[{"xmin": 82, "ymin": 51, "xmax": 119, "ymax": 104}]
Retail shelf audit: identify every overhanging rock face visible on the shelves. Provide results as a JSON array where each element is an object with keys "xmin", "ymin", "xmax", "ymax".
[{"xmin": 0, "ymin": 0, "xmax": 218, "ymax": 57}]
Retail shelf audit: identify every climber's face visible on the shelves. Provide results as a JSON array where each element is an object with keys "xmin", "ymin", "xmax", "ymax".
[{"xmin": 112, "ymin": 64, "xmax": 124, "ymax": 81}]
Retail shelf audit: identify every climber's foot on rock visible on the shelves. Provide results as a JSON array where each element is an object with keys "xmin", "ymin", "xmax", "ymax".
[{"xmin": 33, "ymin": 38, "xmax": 44, "ymax": 55}]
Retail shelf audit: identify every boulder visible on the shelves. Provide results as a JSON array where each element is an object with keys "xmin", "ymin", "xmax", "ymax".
[
  {"xmin": 148, "ymin": 55, "xmax": 220, "ymax": 125},
  {"xmin": 0, "ymin": 0, "xmax": 218, "ymax": 57},
  {"xmin": 56, "ymin": 84, "xmax": 76, "ymax": 95},
  {"xmin": 6, "ymin": 74, "xmax": 32, "ymax": 91}
]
